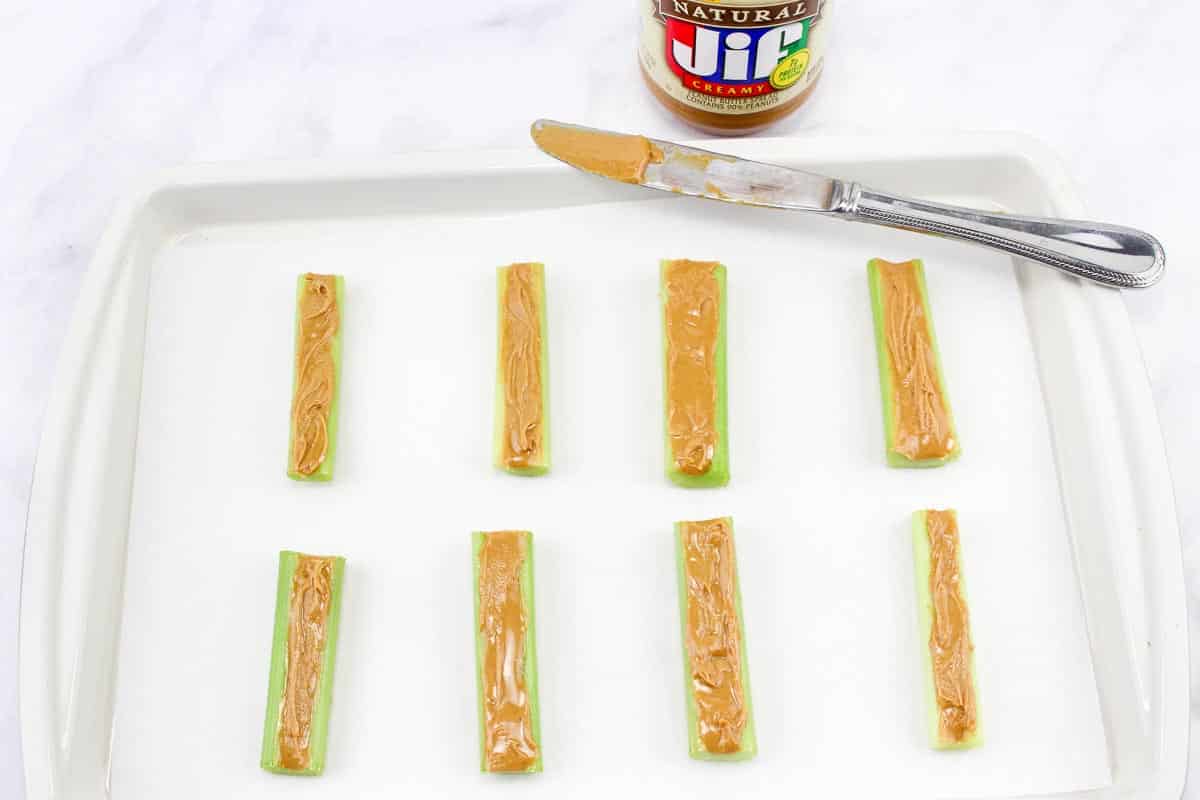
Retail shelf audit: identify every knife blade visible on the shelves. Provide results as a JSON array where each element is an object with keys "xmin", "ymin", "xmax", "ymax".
[
  {"xmin": 527, "ymin": 118, "xmax": 1165, "ymax": 289},
  {"xmin": 530, "ymin": 118, "xmax": 849, "ymax": 213}
]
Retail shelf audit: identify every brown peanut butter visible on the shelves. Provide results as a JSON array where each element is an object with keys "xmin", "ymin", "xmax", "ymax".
[
  {"xmin": 499, "ymin": 264, "xmax": 545, "ymax": 470},
  {"xmin": 478, "ymin": 531, "xmax": 538, "ymax": 772},
  {"xmin": 925, "ymin": 510, "xmax": 977, "ymax": 744},
  {"xmin": 278, "ymin": 555, "xmax": 334, "ymax": 770},
  {"xmin": 290, "ymin": 273, "xmax": 339, "ymax": 476},
  {"xmin": 681, "ymin": 518, "xmax": 747, "ymax": 754},
  {"xmin": 877, "ymin": 260, "xmax": 956, "ymax": 461},
  {"xmin": 531, "ymin": 122, "xmax": 663, "ymax": 183},
  {"xmin": 664, "ymin": 260, "xmax": 721, "ymax": 476}
]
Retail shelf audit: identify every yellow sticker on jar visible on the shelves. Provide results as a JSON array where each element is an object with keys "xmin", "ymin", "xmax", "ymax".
[{"xmin": 769, "ymin": 50, "xmax": 811, "ymax": 90}]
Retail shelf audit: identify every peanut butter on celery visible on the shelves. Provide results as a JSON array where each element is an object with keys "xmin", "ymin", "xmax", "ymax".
[
  {"xmin": 278, "ymin": 555, "xmax": 335, "ymax": 770},
  {"xmin": 498, "ymin": 264, "xmax": 545, "ymax": 471},
  {"xmin": 290, "ymin": 273, "xmax": 339, "ymax": 476},
  {"xmin": 478, "ymin": 532, "xmax": 538, "ymax": 771},
  {"xmin": 877, "ymin": 259, "xmax": 956, "ymax": 461},
  {"xmin": 664, "ymin": 260, "xmax": 721, "ymax": 476},
  {"xmin": 681, "ymin": 518, "xmax": 747, "ymax": 754},
  {"xmin": 925, "ymin": 510, "xmax": 977, "ymax": 744}
]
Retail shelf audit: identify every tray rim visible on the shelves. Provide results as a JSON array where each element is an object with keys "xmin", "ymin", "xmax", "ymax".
[{"xmin": 18, "ymin": 131, "xmax": 1189, "ymax": 800}]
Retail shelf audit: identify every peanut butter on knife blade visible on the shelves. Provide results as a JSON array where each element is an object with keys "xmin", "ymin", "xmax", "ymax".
[{"xmin": 531, "ymin": 121, "xmax": 662, "ymax": 183}]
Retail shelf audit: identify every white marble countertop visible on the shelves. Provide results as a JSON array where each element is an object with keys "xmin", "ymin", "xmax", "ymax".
[{"xmin": 2, "ymin": 2, "xmax": 1196, "ymax": 797}]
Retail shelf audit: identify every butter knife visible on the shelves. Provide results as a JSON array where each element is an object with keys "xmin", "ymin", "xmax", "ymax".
[{"xmin": 530, "ymin": 119, "xmax": 1164, "ymax": 289}]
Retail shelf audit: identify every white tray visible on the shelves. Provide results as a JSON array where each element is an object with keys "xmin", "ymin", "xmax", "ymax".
[{"xmin": 19, "ymin": 134, "xmax": 1188, "ymax": 799}]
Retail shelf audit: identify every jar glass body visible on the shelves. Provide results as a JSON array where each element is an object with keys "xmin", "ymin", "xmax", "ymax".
[{"xmin": 638, "ymin": 0, "xmax": 829, "ymax": 135}]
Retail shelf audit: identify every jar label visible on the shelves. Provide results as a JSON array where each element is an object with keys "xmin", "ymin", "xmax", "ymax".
[{"xmin": 640, "ymin": 0, "xmax": 827, "ymax": 117}]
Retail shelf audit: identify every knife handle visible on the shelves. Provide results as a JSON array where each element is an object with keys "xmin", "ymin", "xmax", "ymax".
[{"xmin": 841, "ymin": 185, "xmax": 1164, "ymax": 289}]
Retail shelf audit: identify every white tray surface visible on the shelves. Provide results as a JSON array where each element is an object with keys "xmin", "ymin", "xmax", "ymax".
[{"xmin": 111, "ymin": 190, "xmax": 1110, "ymax": 798}]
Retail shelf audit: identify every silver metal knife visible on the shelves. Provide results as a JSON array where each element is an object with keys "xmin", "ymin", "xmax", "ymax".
[{"xmin": 530, "ymin": 119, "xmax": 1164, "ymax": 289}]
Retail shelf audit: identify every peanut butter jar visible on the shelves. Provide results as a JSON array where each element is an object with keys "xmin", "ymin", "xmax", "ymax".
[{"xmin": 639, "ymin": 0, "xmax": 828, "ymax": 136}]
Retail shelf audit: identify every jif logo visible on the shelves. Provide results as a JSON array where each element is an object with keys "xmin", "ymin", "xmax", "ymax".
[
  {"xmin": 672, "ymin": 22, "xmax": 806, "ymax": 82},
  {"xmin": 656, "ymin": 0, "xmax": 820, "ymax": 97}
]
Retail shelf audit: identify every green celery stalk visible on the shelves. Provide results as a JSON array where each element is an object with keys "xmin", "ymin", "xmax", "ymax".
[
  {"xmin": 287, "ymin": 273, "xmax": 344, "ymax": 481},
  {"xmin": 493, "ymin": 263, "xmax": 551, "ymax": 476},
  {"xmin": 867, "ymin": 259, "xmax": 960, "ymax": 468},
  {"xmin": 261, "ymin": 551, "xmax": 346, "ymax": 775},
  {"xmin": 911, "ymin": 510, "xmax": 983, "ymax": 750},
  {"xmin": 661, "ymin": 260, "xmax": 730, "ymax": 488},
  {"xmin": 674, "ymin": 518, "xmax": 757, "ymax": 761},
  {"xmin": 472, "ymin": 531, "xmax": 543, "ymax": 773}
]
